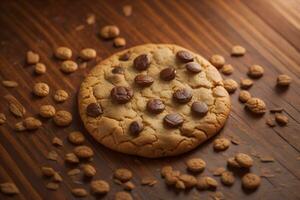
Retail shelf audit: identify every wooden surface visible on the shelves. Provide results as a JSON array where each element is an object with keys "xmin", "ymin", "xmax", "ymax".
[{"xmin": 0, "ymin": 0, "xmax": 300, "ymax": 199}]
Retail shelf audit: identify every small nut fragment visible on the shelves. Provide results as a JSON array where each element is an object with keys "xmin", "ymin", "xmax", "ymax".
[
  {"xmin": 65, "ymin": 153, "xmax": 79, "ymax": 164},
  {"xmin": 53, "ymin": 89, "xmax": 69, "ymax": 103},
  {"xmin": 115, "ymin": 191, "xmax": 133, "ymax": 200},
  {"xmin": 90, "ymin": 180, "xmax": 110, "ymax": 195},
  {"xmin": 275, "ymin": 113, "xmax": 288, "ymax": 126},
  {"xmin": 196, "ymin": 177, "xmax": 218, "ymax": 190},
  {"xmin": 141, "ymin": 177, "xmax": 157, "ymax": 186},
  {"xmin": 123, "ymin": 181, "xmax": 135, "ymax": 190},
  {"xmin": 240, "ymin": 78, "xmax": 253, "ymax": 89},
  {"xmin": 220, "ymin": 171, "xmax": 235, "ymax": 186},
  {"xmin": 33, "ymin": 82, "xmax": 50, "ymax": 97},
  {"xmin": 245, "ymin": 97, "xmax": 266, "ymax": 114},
  {"xmin": 26, "ymin": 51, "xmax": 40, "ymax": 64},
  {"xmin": 100, "ymin": 25, "xmax": 120, "ymax": 39},
  {"xmin": 227, "ymin": 157, "xmax": 241, "ymax": 168},
  {"xmin": 210, "ymin": 54, "xmax": 225, "ymax": 69},
  {"xmin": 39, "ymin": 105, "xmax": 56, "ymax": 118},
  {"xmin": 248, "ymin": 65, "xmax": 264, "ymax": 78},
  {"xmin": 185, "ymin": 158, "xmax": 206, "ymax": 173},
  {"xmin": 266, "ymin": 117, "xmax": 276, "ymax": 127},
  {"xmin": 34, "ymin": 63, "xmax": 46, "ymax": 75},
  {"xmin": 60, "ymin": 60, "xmax": 78, "ymax": 73},
  {"xmin": 212, "ymin": 167, "xmax": 226, "ymax": 176},
  {"xmin": 23, "ymin": 117, "xmax": 42, "ymax": 130},
  {"xmin": 0, "ymin": 113, "xmax": 6, "ymax": 125},
  {"xmin": 53, "ymin": 110, "xmax": 72, "ymax": 126},
  {"xmin": 231, "ymin": 45, "xmax": 246, "ymax": 56},
  {"xmin": 223, "ymin": 79, "xmax": 238, "ymax": 93},
  {"xmin": 0, "ymin": 182, "xmax": 20, "ymax": 195},
  {"xmin": 55, "ymin": 47, "xmax": 72, "ymax": 60},
  {"xmin": 52, "ymin": 137, "xmax": 63, "ymax": 147},
  {"xmin": 82, "ymin": 164, "xmax": 96, "ymax": 177},
  {"xmin": 213, "ymin": 138, "xmax": 230, "ymax": 151},
  {"xmin": 114, "ymin": 37, "xmax": 126, "ymax": 47},
  {"xmin": 164, "ymin": 170, "xmax": 180, "ymax": 185},
  {"xmin": 71, "ymin": 188, "xmax": 88, "ymax": 197},
  {"xmin": 161, "ymin": 165, "xmax": 173, "ymax": 178},
  {"xmin": 46, "ymin": 182, "xmax": 59, "ymax": 190},
  {"xmin": 47, "ymin": 151, "xmax": 58, "ymax": 161},
  {"xmin": 73, "ymin": 145, "xmax": 94, "ymax": 159},
  {"xmin": 68, "ymin": 131, "xmax": 85, "ymax": 145},
  {"xmin": 41, "ymin": 166, "xmax": 55, "ymax": 177},
  {"xmin": 53, "ymin": 172, "xmax": 62, "ymax": 182},
  {"xmin": 79, "ymin": 48, "xmax": 97, "ymax": 60},
  {"xmin": 277, "ymin": 74, "xmax": 292, "ymax": 86},
  {"xmin": 235, "ymin": 153, "xmax": 253, "ymax": 168},
  {"xmin": 221, "ymin": 64, "xmax": 234, "ymax": 75},
  {"xmin": 122, "ymin": 5, "xmax": 132, "ymax": 17},
  {"xmin": 114, "ymin": 168, "xmax": 133, "ymax": 182},
  {"xmin": 175, "ymin": 180, "xmax": 185, "ymax": 190},
  {"xmin": 239, "ymin": 90, "xmax": 251, "ymax": 103},
  {"xmin": 179, "ymin": 174, "xmax": 197, "ymax": 188},
  {"xmin": 15, "ymin": 122, "xmax": 26, "ymax": 131},
  {"xmin": 2, "ymin": 80, "xmax": 18, "ymax": 88},
  {"xmin": 242, "ymin": 173, "xmax": 261, "ymax": 190},
  {"xmin": 4, "ymin": 95, "xmax": 26, "ymax": 118}
]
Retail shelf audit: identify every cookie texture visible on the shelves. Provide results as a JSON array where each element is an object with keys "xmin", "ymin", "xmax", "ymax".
[{"xmin": 78, "ymin": 44, "xmax": 231, "ymax": 158}]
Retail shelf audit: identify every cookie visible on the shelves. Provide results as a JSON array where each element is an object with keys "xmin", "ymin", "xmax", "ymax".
[{"xmin": 78, "ymin": 44, "xmax": 231, "ymax": 157}]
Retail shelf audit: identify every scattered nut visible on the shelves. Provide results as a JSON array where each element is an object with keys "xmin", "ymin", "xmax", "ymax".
[
  {"xmin": 175, "ymin": 180, "xmax": 185, "ymax": 190},
  {"xmin": 196, "ymin": 177, "xmax": 218, "ymax": 190},
  {"xmin": 122, "ymin": 5, "xmax": 132, "ymax": 16},
  {"xmin": 15, "ymin": 122, "xmax": 26, "ymax": 131},
  {"xmin": 52, "ymin": 137, "xmax": 63, "ymax": 147},
  {"xmin": 210, "ymin": 54, "xmax": 225, "ymax": 69},
  {"xmin": 33, "ymin": 82, "xmax": 50, "ymax": 97},
  {"xmin": 212, "ymin": 167, "xmax": 226, "ymax": 176},
  {"xmin": 53, "ymin": 110, "xmax": 72, "ymax": 126},
  {"xmin": 0, "ymin": 113, "xmax": 6, "ymax": 125},
  {"xmin": 213, "ymin": 138, "xmax": 230, "ymax": 151},
  {"xmin": 141, "ymin": 177, "xmax": 157, "ymax": 186},
  {"xmin": 266, "ymin": 117, "xmax": 276, "ymax": 127},
  {"xmin": 26, "ymin": 51, "xmax": 39, "ymax": 64},
  {"xmin": 41, "ymin": 167, "xmax": 55, "ymax": 177},
  {"xmin": 73, "ymin": 145, "xmax": 94, "ymax": 159},
  {"xmin": 115, "ymin": 191, "xmax": 133, "ymax": 200},
  {"xmin": 79, "ymin": 48, "xmax": 97, "ymax": 60},
  {"xmin": 53, "ymin": 89, "xmax": 69, "ymax": 103},
  {"xmin": 221, "ymin": 171, "xmax": 235, "ymax": 186},
  {"xmin": 242, "ymin": 173, "xmax": 261, "ymax": 190},
  {"xmin": 23, "ymin": 117, "xmax": 42, "ymax": 130},
  {"xmin": 35, "ymin": 63, "xmax": 47, "ymax": 75},
  {"xmin": 161, "ymin": 165, "xmax": 173, "ymax": 178},
  {"xmin": 100, "ymin": 25, "xmax": 120, "ymax": 39},
  {"xmin": 235, "ymin": 153, "xmax": 253, "ymax": 168},
  {"xmin": 53, "ymin": 172, "xmax": 62, "ymax": 182},
  {"xmin": 185, "ymin": 158, "xmax": 206, "ymax": 173},
  {"xmin": 47, "ymin": 151, "xmax": 58, "ymax": 161},
  {"xmin": 221, "ymin": 64, "xmax": 234, "ymax": 75},
  {"xmin": 223, "ymin": 79, "xmax": 238, "ymax": 93},
  {"xmin": 68, "ymin": 131, "xmax": 85, "ymax": 145},
  {"xmin": 82, "ymin": 164, "xmax": 96, "ymax": 177},
  {"xmin": 2, "ymin": 80, "xmax": 18, "ymax": 88},
  {"xmin": 179, "ymin": 174, "xmax": 197, "ymax": 188},
  {"xmin": 231, "ymin": 45, "xmax": 246, "ymax": 56},
  {"xmin": 239, "ymin": 90, "xmax": 251, "ymax": 103},
  {"xmin": 277, "ymin": 74, "xmax": 292, "ymax": 87},
  {"xmin": 55, "ymin": 47, "xmax": 72, "ymax": 60},
  {"xmin": 275, "ymin": 113, "xmax": 288, "ymax": 126},
  {"xmin": 164, "ymin": 170, "xmax": 180, "ymax": 186},
  {"xmin": 114, "ymin": 168, "xmax": 133, "ymax": 182},
  {"xmin": 248, "ymin": 65, "xmax": 264, "ymax": 78},
  {"xmin": 39, "ymin": 105, "xmax": 56, "ymax": 118},
  {"xmin": 240, "ymin": 78, "xmax": 253, "ymax": 89},
  {"xmin": 90, "ymin": 180, "xmax": 110, "ymax": 195},
  {"xmin": 65, "ymin": 153, "xmax": 79, "ymax": 164},
  {"xmin": 245, "ymin": 97, "xmax": 266, "ymax": 114},
  {"xmin": 114, "ymin": 37, "xmax": 126, "ymax": 47},
  {"xmin": 123, "ymin": 181, "xmax": 135, "ymax": 191},
  {"xmin": 227, "ymin": 157, "xmax": 241, "ymax": 168},
  {"xmin": 4, "ymin": 94, "xmax": 26, "ymax": 118},
  {"xmin": 67, "ymin": 168, "xmax": 81, "ymax": 176},
  {"xmin": 71, "ymin": 188, "xmax": 88, "ymax": 197},
  {"xmin": 60, "ymin": 60, "xmax": 78, "ymax": 73},
  {"xmin": 46, "ymin": 182, "xmax": 59, "ymax": 190}
]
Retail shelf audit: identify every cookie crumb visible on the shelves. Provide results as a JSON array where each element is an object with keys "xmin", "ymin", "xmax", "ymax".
[
  {"xmin": 213, "ymin": 138, "xmax": 230, "ymax": 151},
  {"xmin": 52, "ymin": 137, "xmax": 63, "ymax": 147},
  {"xmin": 2, "ymin": 80, "xmax": 18, "ymax": 88},
  {"xmin": 114, "ymin": 37, "xmax": 126, "ymax": 47},
  {"xmin": 39, "ymin": 105, "xmax": 56, "ymax": 118},
  {"xmin": 248, "ymin": 65, "xmax": 264, "ymax": 78},
  {"xmin": 55, "ymin": 47, "xmax": 72, "ymax": 60},
  {"xmin": 277, "ymin": 74, "xmax": 292, "ymax": 87},
  {"xmin": 33, "ymin": 82, "xmax": 50, "ymax": 97},
  {"xmin": 242, "ymin": 173, "xmax": 261, "ymax": 190},
  {"xmin": 221, "ymin": 64, "xmax": 234, "ymax": 75},
  {"xmin": 231, "ymin": 45, "xmax": 246, "ymax": 56},
  {"xmin": 68, "ymin": 131, "xmax": 85, "ymax": 145},
  {"xmin": 60, "ymin": 60, "xmax": 78, "ymax": 73},
  {"xmin": 259, "ymin": 155, "xmax": 275, "ymax": 163},
  {"xmin": 100, "ymin": 25, "xmax": 120, "ymax": 39},
  {"xmin": 91, "ymin": 180, "xmax": 110, "ymax": 195},
  {"xmin": 275, "ymin": 113, "xmax": 288, "ymax": 126},
  {"xmin": 185, "ymin": 158, "xmax": 206, "ymax": 173},
  {"xmin": 114, "ymin": 168, "xmax": 133, "ymax": 182},
  {"xmin": 122, "ymin": 5, "xmax": 132, "ymax": 16},
  {"xmin": 210, "ymin": 54, "xmax": 225, "ymax": 69},
  {"xmin": 223, "ymin": 79, "xmax": 238, "ymax": 93},
  {"xmin": 27, "ymin": 51, "xmax": 40, "ymax": 64},
  {"xmin": 34, "ymin": 63, "xmax": 47, "ymax": 75},
  {"xmin": 53, "ymin": 89, "xmax": 69, "ymax": 103}
]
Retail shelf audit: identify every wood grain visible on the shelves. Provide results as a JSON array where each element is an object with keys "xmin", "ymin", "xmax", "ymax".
[{"xmin": 0, "ymin": 0, "xmax": 299, "ymax": 199}]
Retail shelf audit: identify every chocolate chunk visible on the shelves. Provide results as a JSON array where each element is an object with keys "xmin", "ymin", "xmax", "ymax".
[
  {"xmin": 133, "ymin": 54, "xmax": 150, "ymax": 70},
  {"xmin": 147, "ymin": 99, "xmax": 165, "ymax": 114},
  {"xmin": 134, "ymin": 74, "xmax": 154, "ymax": 87},
  {"xmin": 185, "ymin": 62, "xmax": 202, "ymax": 73},
  {"xmin": 129, "ymin": 121, "xmax": 143, "ymax": 135},
  {"xmin": 86, "ymin": 103, "xmax": 103, "ymax": 117},
  {"xmin": 111, "ymin": 86, "xmax": 133, "ymax": 104},
  {"xmin": 173, "ymin": 89, "xmax": 192, "ymax": 103},
  {"xmin": 119, "ymin": 52, "xmax": 130, "ymax": 61},
  {"xmin": 160, "ymin": 67, "xmax": 176, "ymax": 81},
  {"xmin": 164, "ymin": 113, "xmax": 184, "ymax": 128},
  {"xmin": 176, "ymin": 50, "xmax": 194, "ymax": 63},
  {"xmin": 112, "ymin": 66, "xmax": 124, "ymax": 74},
  {"xmin": 191, "ymin": 102, "xmax": 208, "ymax": 116}
]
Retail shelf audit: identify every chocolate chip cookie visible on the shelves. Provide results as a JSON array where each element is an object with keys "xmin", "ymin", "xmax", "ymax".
[{"xmin": 78, "ymin": 44, "xmax": 231, "ymax": 157}]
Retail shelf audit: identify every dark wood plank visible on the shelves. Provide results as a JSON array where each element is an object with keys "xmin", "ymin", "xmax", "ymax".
[{"xmin": 0, "ymin": 0, "xmax": 299, "ymax": 199}]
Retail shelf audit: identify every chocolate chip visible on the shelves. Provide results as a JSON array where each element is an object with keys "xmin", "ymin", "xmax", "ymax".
[
  {"xmin": 119, "ymin": 52, "xmax": 130, "ymax": 61},
  {"xmin": 160, "ymin": 67, "xmax": 176, "ymax": 81},
  {"xmin": 147, "ymin": 99, "xmax": 165, "ymax": 114},
  {"xmin": 111, "ymin": 86, "xmax": 133, "ymax": 104},
  {"xmin": 186, "ymin": 62, "xmax": 202, "ymax": 73},
  {"xmin": 173, "ymin": 89, "xmax": 192, "ymax": 103},
  {"xmin": 164, "ymin": 113, "xmax": 184, "ymax": 128},
  {"xmin": 129, "ymin": 121, "xmax": 143, "ymax": 135},
  {"xmin": 191, "ymin": 102, "xmax": 208, "ymax": 117},
  {"xmin": 112, "ymin": 66, "xmax": 124, "ymax": 74},
  {"xmin": 86, "ymin": 103, "xmax": 103, "ymax": 117},
  {"xmin": 176, "ymin": 50, "xmax": 194, "ymax": 63},
  {"xmin": 134, "ymin": 74, "xmax": 154, "ymax": 87},
  {"xmin": 133, "ymin": 54, "xmax": 150, "ymax": 70}
]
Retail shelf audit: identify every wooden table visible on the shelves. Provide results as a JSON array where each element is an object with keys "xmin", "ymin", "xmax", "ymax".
[{"xmin": 0, "ymin": 0, "xmax": 299, "ymax": 199}]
